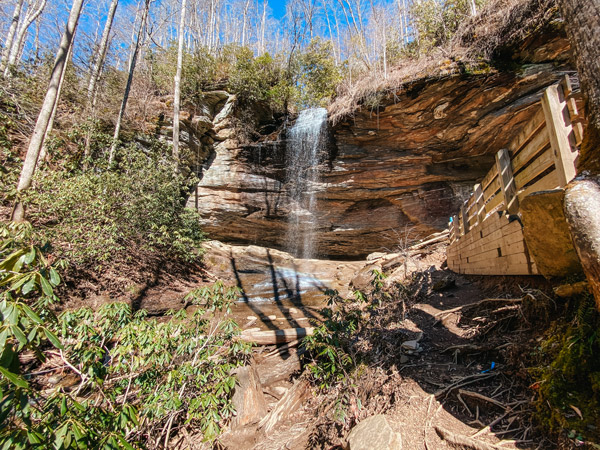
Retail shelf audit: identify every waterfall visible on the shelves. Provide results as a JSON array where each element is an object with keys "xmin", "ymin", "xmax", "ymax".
[{"xmin": 285, "ymin": 108, "xmax": 328, "ymax": 259}]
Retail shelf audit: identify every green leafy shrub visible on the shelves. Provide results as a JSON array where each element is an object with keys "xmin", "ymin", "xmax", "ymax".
[
  {"xmin": 296, "ymin": 38, "xmax": 341, "ymax": 108},
  {"xmin": 0, "ymin": 223, "xmax": 251, "ymax": 447},
  {"xmin": 0, "ymin": 222, "xmax": 135, "ymax": 449},
  {"xmin": 304, "ymin": 289, "xmax": 363, "ymax": 389},
  {"xmin": 24, "ymin": 140, "xmax": 204, "ymax": 268},
  {"xmin": 412, "ymin": 0, "xmax": 488, "ymax": 52}
]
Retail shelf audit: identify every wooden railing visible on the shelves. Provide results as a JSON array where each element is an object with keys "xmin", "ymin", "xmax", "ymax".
[{"xmin": 449, "ymin": 76, "xmax": 584, "ymax": 244}]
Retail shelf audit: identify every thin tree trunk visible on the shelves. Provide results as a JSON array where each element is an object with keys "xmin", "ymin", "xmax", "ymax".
[
  {"xmin": 469, "ymin": 0, "xmax": 477, "ymax": 16},
  {"xmin": 87, "ymin": 0, "xmax": 119, "ymax": 103},
  {"xmin": 241, "ymin": 0, "xmax": 250, "ymax": 46},
  {"xmin": 1, "ymin": 0, "xmax": 24, "ymax": 73},
  {"xmin": 38, "ymin": 38, "xmax": 75, "ymax": 168},
  {"xmin": 108, "ymin": 0, "xmax": 150, "ymax": 167},
  {"xmin": 11, "ymin": 0, "xmax": 85, "ymax": 222},
  {"xmin": 172, "ymin": 0, "xmax": 187, "ymax": 168},
  {"xmin": 5, "ymin": 0, "xmax": 47, "ymax": 76},
  {"xmin": 260, "ymin": 1, "xmax": 266, "ymax": 53},
  {"xmin": 556, "ymin": 0, "xmax": 600, "ymax": 307}
]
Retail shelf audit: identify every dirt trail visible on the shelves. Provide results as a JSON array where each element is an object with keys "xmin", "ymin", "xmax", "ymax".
[{"xmin": 221, "ymin": 242, "xmax": 555, "ymax": 450}]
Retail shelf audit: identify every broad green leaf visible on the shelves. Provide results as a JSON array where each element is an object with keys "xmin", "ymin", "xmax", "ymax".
[
  {"xmin": 117, "ymin": 435, "xmax": 135, "ymax": 450},
  {"xmin": 21, "ymin": 304, "xmax": 41, "ymax": 324},
  {"xmin": 21, "ymin": 277, "xmax": 36, "ymax": 296},
  {"xmin": 49, "ymin": 268, "xmax": 60, "ymax": 287},
  {"xmin": 11, "ymin": 325, "xmax": 28, "ymax": 348},
  {"xmin": 39, "ymin": 275, "xmax": 53, "ymax": 297},
  {"xmin": 0, "ymin": 328, "xmax": 7, "ymax": 351},
  {"xmin": 24, "ymin": 248, "xmax": 35, "ymax": 265},
  {"xmin": 0, "ymin": 366, "xmax": 29, "ymax": 389},
  {"xmin": 43, "ymin": 328, "xmax": 64, "ymax": 350}
]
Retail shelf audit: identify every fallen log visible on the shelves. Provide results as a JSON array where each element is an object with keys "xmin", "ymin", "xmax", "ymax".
[
  {"xmin": 259, "ymin": 379, "xmax": 310, "ymax": 435},
  {"xmin": 409, "ymin": 230, "xmax": 450, "ymax": 251},
  {"xmin": 240, "ymin": 327, "xmax": 314, "ymax": 345}
]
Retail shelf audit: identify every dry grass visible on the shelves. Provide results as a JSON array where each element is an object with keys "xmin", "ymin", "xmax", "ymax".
[{"xmin": 328, "ymin": 0, "xmax": 559, "ymax": 124}]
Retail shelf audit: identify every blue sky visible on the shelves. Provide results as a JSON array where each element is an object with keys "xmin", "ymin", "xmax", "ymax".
[{"xmin": 268, "ymin": 1, "xmax": 287, "ymax": 19}]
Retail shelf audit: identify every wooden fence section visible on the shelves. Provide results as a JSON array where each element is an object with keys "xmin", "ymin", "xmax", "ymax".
[{"xmin": 447, "ymin": 76, "xmax": 584, "ymax": 275}]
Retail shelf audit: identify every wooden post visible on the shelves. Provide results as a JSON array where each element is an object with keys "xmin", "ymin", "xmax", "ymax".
[
  {"xmin": 560, "ymin": 75, "xmax": 585, "ymax": 146},
  {"xmin": 495, "ymin": 148, "xmax": 519, "ymax": 214},
  {"xmin": 460, "ymin": 202, "xmax": 469, "ymax": 235},
  {"xmin": 450, "ymin": 214, "xmax": 459, "ymax": 242},
  {"xmin": 541, "ymin": 83, "xmax": 578, "ymax": 187},
  {"xmin": 473, "ymin": 183, "xmax": 485, "ymax": 225}
]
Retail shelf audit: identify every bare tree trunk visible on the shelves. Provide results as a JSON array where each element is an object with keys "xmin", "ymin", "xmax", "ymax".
[
  {"xmin": 172, "ymin": 0, "xmax": 187, "ymax": 168},
  {"xmin": 38, "ymin": 38, "xmax": 75, "ymax": 168},
  {"xmin": 87, "ymin": 0, "xmax": 119, "ymax": 103},
  {"xmin": 260, "ymin": 0, "xmax": 266, "ymax": 54},
  {"xmin": 108, "ymin": 0, "xmax": 150, "ymax": 167},
  {"xmin": 557, "ymin": 0, "xmax": 600, "ymax": 307},
  {"xmin": 11, "ymin": 0, "xmax": 85, "ymax": 222},
  {"xmin": 1, "ymin": 0, "xmax": 24, "ymax": 73},
  {"xmin": 241, "ymin": 0, "xmax": 250, "ymax": 46},
  {"xmin": 5, "ymin": 0, "xmax": 47, "ymax": 75},
  {"xmin": 469, "ymin": 0, "xmax": 477, "ymax": 16}
]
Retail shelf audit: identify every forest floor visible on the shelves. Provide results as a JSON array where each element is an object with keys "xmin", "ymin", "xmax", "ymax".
[{"xmin": 213, "ymin": 241, "xmax": 561, "ymax": 450}]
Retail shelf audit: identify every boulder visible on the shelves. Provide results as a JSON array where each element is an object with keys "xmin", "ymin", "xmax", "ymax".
[{"xmin": 346, "ymin": 414, "xmax": 402, "ymax": 450}]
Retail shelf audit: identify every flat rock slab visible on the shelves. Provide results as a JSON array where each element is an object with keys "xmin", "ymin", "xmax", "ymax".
[{"xmin": 347, "ymin": 414, "xmax": 402, "ymax": 450}]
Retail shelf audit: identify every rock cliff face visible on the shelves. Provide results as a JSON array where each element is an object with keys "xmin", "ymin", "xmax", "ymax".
[{"xmin": 187, "ymin": 30, "xmax": 573, "ymax": 259}]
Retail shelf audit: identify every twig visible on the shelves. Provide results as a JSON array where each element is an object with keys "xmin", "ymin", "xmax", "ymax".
[
  {"xmin": 458, "ymin": 389, "xmax": 507, "ymax": 409},
  {"xmin": 435, "ymin": 373, "xmax": 498, "ymax": 399},
  {"xmin": 434, "ymin": 298, "xmax": 523, "ymax": 319},
  {"xmin": 435, "ymin": 426, "xmax": 506, "ymax": 450}
]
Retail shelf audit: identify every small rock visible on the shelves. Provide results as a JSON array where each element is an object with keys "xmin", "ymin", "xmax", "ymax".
[
  {"xmin": 347, "ymin": 414, "xmax": 402, "ymax": 450},
  {"xmin": 246, "ymin": 315, "xmax": 257, "ymax": 321},
  {"xmin": 267, "ymin": 315, "xmax": 277, "ymax": 321},
  {"xmin": 289, "ymin": 308, "xmax": 299, "ymax": 314},
  {"xmin": 432, "ymin": 275, "xmax": 455, "ymax": 291},
  {"xmin": 401, "ymin": 340, "xmax": 420, "ymax": 351},
  {"xmin": 400, "ymin": 354, "xmax": 410, "ymax": 364}
]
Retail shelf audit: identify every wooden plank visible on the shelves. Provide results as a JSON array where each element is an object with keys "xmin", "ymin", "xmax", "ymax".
[
  {"xmin": 485, "ymin": 191, "xmax": 504, "ymax": 213},
  {"xmin": 565, "ymin": 97, "xmax": 584, "ymax": 146},
  {"xmin": 508, "ymin": 108, "xmax": 546, "ymax": 155},
  {"xmin": 511, "ymin": 126, "xmax": 549, "ymax": 174},
  {"xmin": 482, "ymin": 174, "xmax": 500, "ymax": 201},
  {"xmin": 541, "ymin": 84, "xmax": 578, "ymax": 186},
  {"xmin": 559, "ymin": 75, "xmax": 572, "ymax": 98},
  {"xmin": 496, "ymin": 148, "xmax": 519, "ymax": 214},
  {"xmin": 481, "ymin": 165, "xmax": 498, "ymax": 192},
  {"xmin": 240, "ymin": 328, "xmax": 314, "ymax": 345},
  {"xmin": 517, "ymin": 169, "xmax": 560, "ymax": 201},
  {"xmin": 514, "ymin": 146, "xmax": 554, "ymax": 189}
]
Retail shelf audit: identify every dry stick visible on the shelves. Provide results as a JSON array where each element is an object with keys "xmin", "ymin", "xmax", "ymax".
[
  {"xmin": 458, "ymin": 389, "xmax": 507, "ymax": 409},
  {"xmin": 435, "ymin": 373, "xmax": 498, "ymax": 399},
  {"xmin": 457, "ymin": 391, "xmax": 474, "ymax": 417},
  {"xmin": 435, "ymin": 298, "xmax": 523, "ymax": 319},
  {"xmin": 435, "ymin": 426, "xmax": 506, "ymax": 450},
  {"xmin": 472, "ymin": 412, "xmax": 510, "ymax": 438}
]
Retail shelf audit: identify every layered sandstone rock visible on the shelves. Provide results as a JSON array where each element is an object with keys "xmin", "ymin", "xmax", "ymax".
[{"xmin": 186, "ymin": 24, "xmax": 572, "ymax": 259}]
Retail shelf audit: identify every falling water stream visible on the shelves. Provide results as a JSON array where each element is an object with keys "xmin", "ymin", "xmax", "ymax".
[
  {"xmin": 285, "ymin": 108, "xmax": 328, "ymax": 259},
  {"xmin": 225, "ymin": 108, "xmax": 341, "ymax": 328}
]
